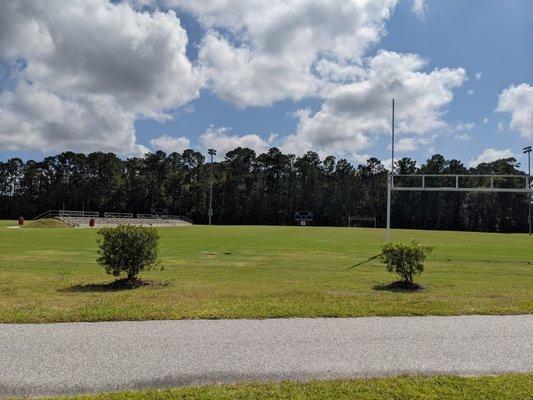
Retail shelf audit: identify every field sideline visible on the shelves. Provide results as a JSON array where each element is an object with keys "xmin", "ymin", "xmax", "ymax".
[{"xmin": 0, "ymin": 221, "xmax": 531, "ymax": 323}]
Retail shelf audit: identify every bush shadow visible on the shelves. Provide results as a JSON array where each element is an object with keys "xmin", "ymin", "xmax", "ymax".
[
  {"xmin": 59, "ymin": 278, "xmax": 170, "ymax": 293},
  {"xmin": 373, "ymin": 280, "xmax": 424, "ymax": 293}
]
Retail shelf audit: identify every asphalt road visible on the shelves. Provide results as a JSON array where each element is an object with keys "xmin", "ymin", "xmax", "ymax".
[{"xmin": 1, "ymin": 315, "xmax": 531, "ymax": 397}]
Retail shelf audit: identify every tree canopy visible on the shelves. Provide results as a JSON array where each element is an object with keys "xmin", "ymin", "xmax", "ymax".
[{"xmin": 0, "ymin": 148, "xmax": 528, "ymax": 232}]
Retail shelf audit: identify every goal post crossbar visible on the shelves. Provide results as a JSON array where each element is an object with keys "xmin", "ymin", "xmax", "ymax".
[
  {"xmin": 386, "ymin": 99, "xmax": 532, "ymax": 240},
  {"xmin": 391, "ymin": 174, "xmax": 531, "ymax": 193},
  {"xmin": 386, "ymin": 174, "xmax": 532, "ymax": 242}
]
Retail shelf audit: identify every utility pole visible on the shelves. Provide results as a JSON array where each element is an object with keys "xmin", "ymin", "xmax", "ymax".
[
  {"xmin": 208, "ymin": 149, "xmax": 217, "ymax": 225},
  {"xmin": 386, "ymin": 98, "xmax": 394, "ymax": 242},
  {"xmin": 523, "ymin": 146, "xmax": 532, "ymax": 235}
]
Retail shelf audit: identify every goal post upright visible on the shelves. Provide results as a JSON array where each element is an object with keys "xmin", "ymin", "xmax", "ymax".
[
  {"xmin": 383, "ymin": 100, "xmax": 532, "ymax": 240},
  {"xmin": 386, "ymin": 98, "xmax": 394, "ymax": 243}
]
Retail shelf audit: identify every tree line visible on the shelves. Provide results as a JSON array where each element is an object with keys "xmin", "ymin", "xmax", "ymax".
[{"xmin": 0, "ymin": 147, "xmax": 530, "ymax": 232}]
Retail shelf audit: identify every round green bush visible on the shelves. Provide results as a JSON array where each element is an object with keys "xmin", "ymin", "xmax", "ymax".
[
  {"xmin": 381, "ymin": 240, "xmax": 434, "ymax": 284},
  {"xmin": 97, "ymin": 225, "xmax": 160, "ymax": 282}
]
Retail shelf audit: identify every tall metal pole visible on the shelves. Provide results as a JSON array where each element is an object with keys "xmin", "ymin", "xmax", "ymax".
[
  {"xmin": 386, "ymin": 99, "xmax": 394, "ymax": 242},
  {"xmin": 391, "ymin": 98, "xmax": 395, "ymax": 174},
  {"xmin": 527, "ymin": 146, "xmax": 532, "ymax": 236},
  {"xmin": 386, "ymin": 175, "xmax": 391, "ymax": 242},
  {"xmin": 208, "ymin": 149, "xmax": 217, "ymax": 226},
  {"xmin": 523, "ymin": 146, "xmax": 532, "ymax": 235}
]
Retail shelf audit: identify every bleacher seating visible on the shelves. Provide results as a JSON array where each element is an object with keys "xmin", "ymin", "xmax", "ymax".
[{"xmin": 38, "ymin": 210, "xmax": 192, "ymax": 228}]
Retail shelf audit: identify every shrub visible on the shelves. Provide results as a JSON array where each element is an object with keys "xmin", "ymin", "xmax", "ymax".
[
  {"xmin": 380, "ymin": 240, "xmax": 433, "ymax": 284},
  {"xmin": 97, "ymin": 225, "xmax": 160, "ymax": 282}
]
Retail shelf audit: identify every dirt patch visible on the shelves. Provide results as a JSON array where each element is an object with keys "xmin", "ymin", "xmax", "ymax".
[{"xmin": 22, "ymin": 218, "xmax": 70, "ymax": 228}]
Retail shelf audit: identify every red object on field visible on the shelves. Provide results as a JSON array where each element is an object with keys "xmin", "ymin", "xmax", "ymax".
[
  {"xmin": 18, "ymin": 217, "xmax": 24, "ymax": 225},
  {"xmin": 89, "ymin": 218, "xmax": 95, "ymax": 227}
]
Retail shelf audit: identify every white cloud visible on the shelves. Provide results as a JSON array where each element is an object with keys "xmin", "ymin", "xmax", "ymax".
[
  {"xmin": 382, "ymin": 158, "xmax": 393, "ymax": 171},
  {"xmin": 282, "ymin": 51, "xmax": 465, "ymax": 157},
  {"xmin": 483, "ymin": 117, "xmax": 489, "ymax": 124},
  {"xmin": 150, "ymin": 135, "xmax": 190, "ymax": 153},
  {"xmin": 0, "ymin": 0, "xmax": 470, "ymax": 157},
  {"xmin": 467, "ymin": 89, "xmax": 474, "ymax": 96},
  {"xmin": 170, "ymin": 0, "xmax": 396, "ymax": 107},
  {"xmin": 475, "ymin": 71, "xmax": 483, "ymax": 80},
  {"xmin": 496, "ymin": 83, "xmax": 533, "ymax": 138},
  {"xmin": 388, "ymin": 135, "xmax": 436, "ymax": 152},
  {"xmin": 449, "ymin": 121, "xmax": 474, "ymax": 142},
  {"xmin": 454, "ymin": 133, "xmax": 472, "ymax": 141},
  {"xmin": 411, "ymin": 0, "xmax": 427, "ymax": 19},
  {"xmin": 395, "ymin": 138, "xmax": 418, "ymax": 152},
  {"xmin": 468, "ymin": 148, "xmax": 515, "ymax": 168},
  {"xmin": 199, "ymin": 126, "xmax": 275, "ymax": 157},
  {"xmin": 454, "ymin": 122, "xmax": 475, "ymax": 131},
  {"xmin": 0, "ymin": 0, "xmax": 202, "ymax": 153},
  {"xmin": 0, "ymin": 82, "xmax": 145, "ymax": 154}
]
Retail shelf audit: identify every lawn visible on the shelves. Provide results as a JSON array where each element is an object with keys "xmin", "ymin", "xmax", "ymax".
[
  {"xmin": 19, "ymin": 375, "xmax": 533, "ymax": 400},
  {"xmin": 0, "ymin": 220, "xmax": 16, "ymax": 227},
  {"xmin": 0, "ymin": 224, "xmax": 532, "ymax": 323}
]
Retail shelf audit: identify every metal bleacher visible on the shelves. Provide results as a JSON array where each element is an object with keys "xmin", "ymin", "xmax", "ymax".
[{"xmin": 35, "ymin": 210, "xmax": 192, "ymax": 228}]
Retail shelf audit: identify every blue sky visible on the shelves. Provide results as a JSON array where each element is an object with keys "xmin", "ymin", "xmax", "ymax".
[
  {"xmin": 1, "ymin": 0, "xmax": 532, "ymax": 169},
  {"xmin": 378, "ymin": 0, "xmax": 533, "ymax": 167}
]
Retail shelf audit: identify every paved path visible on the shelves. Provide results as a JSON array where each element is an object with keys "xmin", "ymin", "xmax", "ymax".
[{"xmin": 1, "ymin": 315, "xmax": 531, "ymax": 398}]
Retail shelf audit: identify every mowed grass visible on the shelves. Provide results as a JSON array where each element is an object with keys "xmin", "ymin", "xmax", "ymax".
[
  {"xmin": 22, "ymin": 375, "xmax": 533, "ymax": 400},
  {"xmin": 0, "ymin": 224, "xmax": 532, "ymax": 323},
  {"xmin": 0, "ymin": 220, "xmax": 17, "ymax": 227}
]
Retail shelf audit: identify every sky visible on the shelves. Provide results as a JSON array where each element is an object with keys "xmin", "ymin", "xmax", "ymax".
[{"xmin": 1, "ymin": 0, "xmax": 532, "ymax": 169}]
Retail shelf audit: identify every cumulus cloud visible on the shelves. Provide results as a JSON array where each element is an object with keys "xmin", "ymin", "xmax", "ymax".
[
  {"xmin": 475, "ymin": 71, "xmax": 483, "ymax": 80},
  {"xmin": 282, "ymin": 51, "xmax": 465, "ymax": 157},
  {"xmin": 468, "ymin": 148, "xmax": 515, "ymax": 168},
  {"xmin": 454, "ymin": 122, "xmax": 475, "ymax": 131},
  {"xmin": 1, "ymin": 0, "xmax": 469, "ymax": 158},
  {"xmin": 169, "ymin": 0, "xmax": 396, "ymax": 106},
  {"xmin": 411, "ymin": 0, "xmax": 427, "ymax": 19},
  {"xmin": 496, "ymin": 83, "xmax": 533, "ymax": 138},
  {"xmin": 393, "ymin": 136, "xmax": 436, "ymax": 152},
  {"xmin": 0, "ymin": 0, "xmax": 202, "ymax": 153},
  {"xmin": 150, "ymin": 135, "xmax": 190, "ymax": 153},
  {"xmin": 199, "ymin": 126, "xmax": 275, "ymax": 158},
  {"xmin": 0, "ymin": 82, "xmax": 146, "ymax": 154}
]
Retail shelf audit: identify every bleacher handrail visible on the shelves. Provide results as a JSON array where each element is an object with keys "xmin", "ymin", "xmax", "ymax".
[
  {"xmin": 57, "ymin": 210, "xmax": 100, "ymax": 218},
  {"xmin": 136, "ymin": 213, "xmax": 157, "ymax": 219},
  {"xmin": 34, "ymin": 210, "xmax": 99, "ymax": 219},
  {"xmin": 103, "ymin": 212, "xmax": 134, "ymax": 218}
]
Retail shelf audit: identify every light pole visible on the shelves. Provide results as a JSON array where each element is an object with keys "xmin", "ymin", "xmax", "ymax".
[
  {"xmin": 523, "ymin": 146, "xmax": 532, "ymax": 235},
  {"xmin": 208, "ymin": 149, "xmax": 217, "ymax": 225}
]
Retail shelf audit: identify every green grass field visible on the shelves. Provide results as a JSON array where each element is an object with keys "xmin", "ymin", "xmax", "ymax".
[
  {"xmin": 21, "ymin": 375, "xmax": 533, "ymax": 400},
  {"xmin": 0, "ymin": 223, "xmax": 532, "ymax": 323},
  {"xmin": 0, "ymin": 220, "xmax": 17, "ymax": 227}
]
